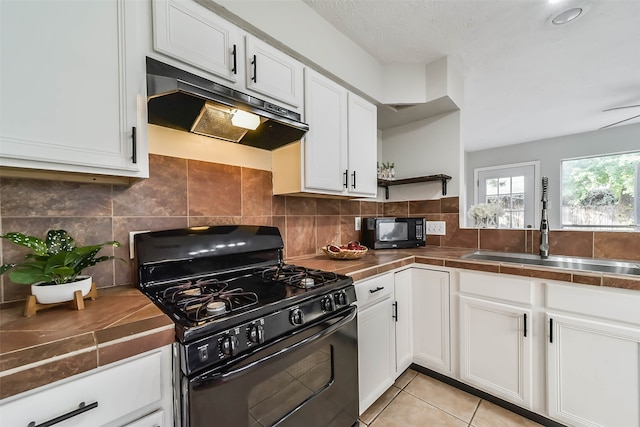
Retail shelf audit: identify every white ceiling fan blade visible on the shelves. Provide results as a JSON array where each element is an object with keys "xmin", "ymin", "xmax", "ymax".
[
  {"xmin": 602, "ymin": 104, "xmax": 640, "ymax": 112},
  {"xmin": 599, "ymin": 113, "xmax": 640, "ymax": 129}
]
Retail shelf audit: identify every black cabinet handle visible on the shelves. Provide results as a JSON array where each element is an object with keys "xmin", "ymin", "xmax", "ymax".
[
  {"xmin": 369, "ymin": 286, "xmax": 384, "ymax": 294},
  {"xmin": 251, "ymin": 54, "xmax": 257, "ymax": 83},
  {"xmin": 523, "ymin": 313, "xmax": 527, "ymax": 337},
  {"xmin": 351, "ymin": 170, "xmax": 357, "ymax": 189},
  {"xmin": 392, "ymin": 301, "xmax": 398, "ymax": 322},
  {"xmin": 231, "ymin": 44, "xmax": 237, "ymax": 74},
  {"xmin": 28, "ymin": 401, "xmax": 98, "ymax": 427},
  {"xmin": 549, "ymin": 318, "xmax": 554, "ymax": 343},
  {"xmin": 131, "ymin": 126, "xmax": 137, "ymax": 164},
  {"xmin": 343, "ymin": 170, "xmax": 348, "ymax": 188}
]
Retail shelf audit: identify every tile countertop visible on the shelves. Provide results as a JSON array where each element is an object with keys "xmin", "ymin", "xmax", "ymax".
[
  {"xmin": 291, "ymin": 246, "xmax": 640, "ymax": 291},
  {"xmin": 0, "ymin": 286, "xmax": 174, "ymax": 400},
  {"xmin": 2, "ymin": 246, "xmax": 639, "ymax": 401}
]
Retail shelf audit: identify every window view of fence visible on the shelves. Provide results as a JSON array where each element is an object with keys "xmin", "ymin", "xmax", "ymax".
[
  {"xmin": 562, "ymin": 152, "xmax": 639, "ymax": 227},
  {"xmin": 486, "ymin": 176, "xmax": 526, "ymax": 228}
]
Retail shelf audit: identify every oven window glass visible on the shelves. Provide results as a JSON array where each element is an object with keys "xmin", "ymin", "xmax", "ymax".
[
  {"xmin": 378, "ymin": 222, "xmax": 408, "ymax": 241},
  {"xmin": 248, "ymin": 346, "xmax": 332, "ymax": 426}
]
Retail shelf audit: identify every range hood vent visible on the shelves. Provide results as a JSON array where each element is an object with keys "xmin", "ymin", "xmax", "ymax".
[{"xmin": 146, "ymin": 57, "xmax": 308, "ymax": 150}]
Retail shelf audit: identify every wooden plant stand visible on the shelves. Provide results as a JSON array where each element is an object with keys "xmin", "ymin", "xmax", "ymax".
[{"xmin": 23, "ymin": 282, "xmax": 98, "ymax": 317}]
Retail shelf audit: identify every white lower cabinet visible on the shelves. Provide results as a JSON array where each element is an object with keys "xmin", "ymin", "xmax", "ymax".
[
  {"xmin": 355, "ymin": 273, "xmax": 395, "ymax": 414},
  {"xmin": 546, "ymin": 283, "xmax": 640, "ymax": 427},
  {"xmin": 394, "ymin": 269, "xmax": 413, "ymax": 375},
  {"xmin": 458, "ymin": 271, "xmax": 534, "ymax": 409},
  {"xmin": 459, "ymin": 296, "xmax": 533, "ymax": 408},
  {"xmin": 355, "ymin": 265, "xmax": 640, "ymax": 426},
  {"xmin": 125, "ymin": 409, "xmax": 166, "ymax": 427},
  {"xmin": 0, "ymin": 345, "xmax": 173, "ymax": 427},
  {"xmin": 411, "ymin": 268, "xmax": 451, "ymax": 373}
]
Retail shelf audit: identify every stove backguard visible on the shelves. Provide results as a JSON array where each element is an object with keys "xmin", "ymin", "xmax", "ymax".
[{"xmin": 135, "ymin": 225, "xmax": 284, "ymax": 288}]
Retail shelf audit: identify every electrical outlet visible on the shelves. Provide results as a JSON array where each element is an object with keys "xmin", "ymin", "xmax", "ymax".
[
  {"xmin": 129, "ymin": 230, "xmax": 150, "ymax": 259},
  {"xmin": 355, "ymin": 217, "xmax": 361, "ymax": 231},
  {"xmin": 426, "ymin": 221, "xmax": 446, "ymax": 235}
]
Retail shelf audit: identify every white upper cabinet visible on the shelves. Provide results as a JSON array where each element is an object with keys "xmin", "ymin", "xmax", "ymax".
[
  {"xmin": 0, "ymin": 0, "xmax": 148, "ymax": 179},
  {"xmin": 347, "ymin": 92, "xmax": 378, "ymax": 197},
  {"xmin": 245, "ymin": 35, "xmax": 304, "ymax": 108},
  {"xmin": 272, "ymin": 71, "xmax": 377, "ymax": 198},
  {"xmin": 152, "ymin": 0, "xmax": 240, "ymax": 84},
  {"xmin": 303, "ymin": 69, "xmax": 348, "ymax": 192}
]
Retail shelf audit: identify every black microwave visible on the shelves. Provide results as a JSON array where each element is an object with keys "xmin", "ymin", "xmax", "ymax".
[{"xmin": 361, "ymin": 217, "xmax": 425, "ymax": 249}]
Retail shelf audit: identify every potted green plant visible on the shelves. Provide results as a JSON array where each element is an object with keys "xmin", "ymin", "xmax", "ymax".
[{"xmin": 0, "ymin": 229, "xmax": 121, "ymax": 304}]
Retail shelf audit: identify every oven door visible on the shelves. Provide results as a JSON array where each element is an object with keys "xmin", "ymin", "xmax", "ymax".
[{"xmin": 182, "ymin": 305, "xmax": 358, "ymax": 427}]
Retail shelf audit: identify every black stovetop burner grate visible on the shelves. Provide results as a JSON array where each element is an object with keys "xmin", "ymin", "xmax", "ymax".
[
  {"xmin": 260, "ymin": 265, "xmax": 339, "ymax": 289},
  {"xmin": 162, "ymin": 278, "xmax": 259, "ymax": 322}
]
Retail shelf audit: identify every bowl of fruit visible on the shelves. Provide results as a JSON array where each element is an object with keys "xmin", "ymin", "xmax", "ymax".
[{"xmin": 322, "ymin": 241, "xmax": 368, "ymax": 260}]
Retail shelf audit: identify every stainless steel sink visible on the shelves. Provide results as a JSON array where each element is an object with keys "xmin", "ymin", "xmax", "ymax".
[{"xmin": 461, "ymin": 250, "xmax": 640, "ymax": 276}]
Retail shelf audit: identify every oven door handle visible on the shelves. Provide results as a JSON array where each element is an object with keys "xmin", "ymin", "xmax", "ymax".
[{"xmin": 201, "ymin": 306, "xmax": 356, "ymax": 384}]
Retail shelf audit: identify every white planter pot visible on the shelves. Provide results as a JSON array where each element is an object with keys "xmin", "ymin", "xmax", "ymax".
[{"xmin": 30, "ymin": 276, "xmax": 92, "ymax": 304}]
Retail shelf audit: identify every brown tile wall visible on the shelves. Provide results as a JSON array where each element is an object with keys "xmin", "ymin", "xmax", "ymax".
[{"xmin": 2, "ymin": 155, "xmax": 638, "ymax": 303}]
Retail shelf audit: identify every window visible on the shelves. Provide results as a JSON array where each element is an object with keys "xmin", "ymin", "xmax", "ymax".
[
  {"xmin": 475, "ymin": 162, "xmax": 538, "ymax": 229},
  {"xmin": 561, "ymin": 152, "xmax": 639, "ymax": 228}
]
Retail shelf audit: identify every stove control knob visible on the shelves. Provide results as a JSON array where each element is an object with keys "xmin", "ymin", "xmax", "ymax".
[
  {"xmin": 334, "ymin": 291, "xmax": 347, "ymax": 306},
  {"xmin": 247, "ymin": 324, "xmax": 265, "ymax": 344},
  {"xmin": 220, "ymin": 335, "xmax": 238, "ymax": 356},
  {"xmin": 321, "ymin": 296, "xmax": 335, "ymax": 312},
  {"xmin": 289, "ymin": 308, "xmax": 304, "ymax": 326}
]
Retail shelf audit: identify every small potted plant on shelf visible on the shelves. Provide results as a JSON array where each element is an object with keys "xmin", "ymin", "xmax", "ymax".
[{"xmin": 0, "ymin": 229, "xmax": 121, "ymax": 304}]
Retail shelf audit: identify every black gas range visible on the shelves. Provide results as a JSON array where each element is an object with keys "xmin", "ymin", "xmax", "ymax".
[{"xmin": 135, "ymin": 225, "xmax": 359, "ymax": 427}]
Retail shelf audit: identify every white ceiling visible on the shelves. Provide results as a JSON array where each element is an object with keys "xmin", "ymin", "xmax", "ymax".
[{"xmin": 303, "ymin": 0, "xmax": 640, "ymax": 151}]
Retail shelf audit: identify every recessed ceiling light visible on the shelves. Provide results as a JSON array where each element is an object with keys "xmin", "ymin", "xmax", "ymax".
[{"xmin": 552, "ymin": 7, "xmax": 583, "ymax": 25}]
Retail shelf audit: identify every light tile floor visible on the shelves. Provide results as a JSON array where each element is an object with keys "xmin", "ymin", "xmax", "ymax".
[{"xmin": 359, "ymin": 369, "xmax": 544, "ymax": 427}]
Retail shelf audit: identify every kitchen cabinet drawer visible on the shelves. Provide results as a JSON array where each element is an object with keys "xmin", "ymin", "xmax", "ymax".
[
  {"xmin": 355, "ymin": 273, "xmax": 394, "ymax": 309},
  {"xmin": 0, "ymin": 348, "xmax": 167, "ymax": 427},
  {"xmin": 459, "ymin": 271, "xmax": 533, "ymax": 304},
  {"xmin": 124, "ymin": 409, "xmax": 165, "ymax": 427},
  {"xmin": 547, "ymin": 282, "xmax": 640, "ymax": 325}
]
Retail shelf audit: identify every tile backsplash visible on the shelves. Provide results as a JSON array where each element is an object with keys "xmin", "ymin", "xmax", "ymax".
[{"xmin": 1, "ymin": 154, "xmax": 639, "ymax": 303}]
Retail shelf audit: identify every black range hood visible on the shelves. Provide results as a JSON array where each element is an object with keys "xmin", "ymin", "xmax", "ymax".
[{"xmin": 146, "ymin": 57, "xmax": 308, "ymax": 150}]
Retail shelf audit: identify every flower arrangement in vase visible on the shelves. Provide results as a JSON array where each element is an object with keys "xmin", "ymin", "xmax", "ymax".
[{"xmin": 467, "ymin": 203, "xmax": 504, "ymax": 228}]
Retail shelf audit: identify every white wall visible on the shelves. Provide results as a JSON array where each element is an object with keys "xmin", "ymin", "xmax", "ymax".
[
  {"xmin": 205, "ymin": 0, "xmax": 459, "ymax": 109},
  {"xmin": 148, "ymin": 124, "xmax": 272, "ymax": 170},
  {"xmin": 465, "ymin": 123, "xmax": 640, "ymax": 228},
  {"xmin": 380, "ymin": 111, "xmax": 461, "ymax": 201}
]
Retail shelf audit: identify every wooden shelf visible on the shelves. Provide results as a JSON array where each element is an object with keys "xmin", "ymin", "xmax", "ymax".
[{"xmin": 378, "ymin": 174, "xmax": 452, "ymax": 199}]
